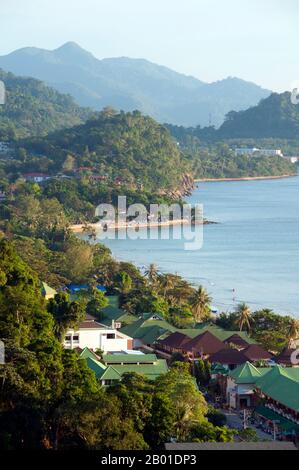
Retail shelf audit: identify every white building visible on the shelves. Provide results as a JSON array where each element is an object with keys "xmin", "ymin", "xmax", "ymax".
[
  {"xmin": 283, "ymin": 156, "xmax": 299, "ymax": 164},
  {"xmin": 22, "ymin": 173, "xmax": 51, "ymax": 183},
  {"xmin": 64, "ymin": 315, "xmax": 133, "ymax": 353},
  {"xmin": 235, "ymin": 148, "xmax": 284, "ymax": 158}
]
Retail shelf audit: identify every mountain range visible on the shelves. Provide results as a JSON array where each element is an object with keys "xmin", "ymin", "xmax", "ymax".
[{"xmin": 0, "ymin": 42, "xmax": 271, "ymax": 127}]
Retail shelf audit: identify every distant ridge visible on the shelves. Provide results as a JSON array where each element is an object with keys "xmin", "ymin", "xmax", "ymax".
[
  {"xmin": 0, "ymin": 42, "xmax": 271, "ymax": 127},
  {"xmin": 167, "ymin": 91, "xmax": 299, "ymax": 141}
]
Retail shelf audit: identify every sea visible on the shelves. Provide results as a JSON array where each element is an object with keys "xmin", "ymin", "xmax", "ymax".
[{"xmin": 81, "ymin": 175, "xmax": 299, "ymax": 316}]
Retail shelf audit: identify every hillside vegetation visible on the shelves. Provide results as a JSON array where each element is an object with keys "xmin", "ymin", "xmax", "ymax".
[
  {"xmin": 168, "ymin": 92, "xmax": 299, "ymax": 142},
  {"xmin": 0, "ymin": 69, "xmax": 92, "ymax": 139},
  {"xmin": 20, "ymin": 109, "xmax": 189, "ymax": 191}
]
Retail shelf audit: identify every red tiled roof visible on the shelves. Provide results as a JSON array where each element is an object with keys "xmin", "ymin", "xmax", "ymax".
[
  {"xmin": 78, "ymin": 316, "xmax": 106, "ymax": 329},
  {"xmin": 243, "ymin": 344, "xmax": 272, "ymax": 361},
  {"xmin": 183, "ymin": 331, "xmax": 225, "ymax": 355},
  {"xmin": 210, "ymin": 348, "xmax": 248, "ymax": 365},
  {"xmin": 158, "ymin": 332, "xmax": 190, "ymax": 349},
  {"xmin": 276, "ymin": 347, "xmax": 296, "ymax": 366},
  {"xmin": 85, "ymin": 313, "xmax": 96, "ymax": 321},
  {"xmin": 224, "ymin": 334, "xmax": 249, "ymax": 349}
]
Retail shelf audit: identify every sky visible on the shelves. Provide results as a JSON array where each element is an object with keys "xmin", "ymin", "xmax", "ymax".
[{"xmin": 0, "ymin": 0, "xmax": 298, "ymax": 91}]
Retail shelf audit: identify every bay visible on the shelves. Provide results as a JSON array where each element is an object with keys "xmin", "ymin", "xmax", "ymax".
[{"xmin": 82, "ymin": 175, "xmax": 299, "ymax": 316}]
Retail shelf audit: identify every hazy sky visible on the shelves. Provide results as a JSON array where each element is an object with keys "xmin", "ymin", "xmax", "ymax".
[{"xmin": 0, "ymin": 0, "xmax": 298, "ymax": 91}]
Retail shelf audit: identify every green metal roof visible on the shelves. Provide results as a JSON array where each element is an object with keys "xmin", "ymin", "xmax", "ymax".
[
  {"xmin": 255, "ymin": 366, "xmax": 299, "ymax": 412},
  {"xmin": 84, "ymin": 357, "xmax": 107, "ymax": 378},
  {"xmin": 229, "ymin": 362, "xmax": 263, "ymax": 384},
  {"xmin": 112, "ymin": 359, "xmax": 168, "ymax": 380},
  {"xmin": 100, "ymin": 366, "xmax": 122, "ymax": 381},
  {"xmin": 101, "ymin": 296, "xmax": 137, "ymax": 327},
  {"xmin": 255, "ymin": 406, "xmax": 299, "ymax": 434},
  {"xmin": 83, "ymin": 349, "xmax": 168, "ymax": 382},
  {"xmin": 120, "ymin": 315, "xmax": 256, "ymax": 346},
  {"xmin": 102, "ymin": 353, "xmax": 158, "ymax": 364},
  {"xmin": 120, "ymin": 317, "xmax": 176, "ymax": 343},
  {"xmin": 194, "ymin": 323, "xmax": 256, "ymax": 343},
  {"xmin": 79, "ymin": 347, "xmax": 101, "ymax": 362},
  {"xmin": 211, "ymin": 363, "xmax": 228, "ymax": 375}
]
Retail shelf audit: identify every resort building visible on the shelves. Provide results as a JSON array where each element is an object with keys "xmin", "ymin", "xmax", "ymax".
[
  {"xmin": 215, "ymin": 362, "xmax": 299, "ymax": 441},
  {"xmin": 156, "ymin": 332, "xmax": 191, "ymax": 355},
  {"xmin": 276, "ymin": 347, "xmax": 299, "ymax": 367},
  {"xmin": 282, "ymin": 156, "xmax": 299, "ymax": 163},
  {"xmin": 79, "ymin": 348, "xmax": 168, "ymax": 386},
  {"xmin": 64, "ymin": 315, "xmax": 133, "ymax": 353},
  {"xmin": 210, "ymin": 344, "xmax": 272, "ymax": 370},
  {"xmin": 100, "ymin": 296, "xmax": 261, "ymax": 361},
  {"xmin": 182, "ymin": 331, "xmax": 225, "ymax": 359},
  {"xmin": 235, "ymin": 148, "xmax": 284, "ymax": 158},
  {"xmin": 223, "ymin": 333, "xmax": 250, "ymax": 350},
  {"xmin": 210, "ymin": 348, "xmax": 249, "ymax": 370},
  {"xmin": 22, "ymin": 173, "xmax": 51, "ymax": 183}
]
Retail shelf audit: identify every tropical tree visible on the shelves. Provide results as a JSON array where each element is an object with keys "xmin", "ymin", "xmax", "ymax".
[
  {"xmin": 144, "ymin": 264, "xmax": 160, "ymax": 286},
  {"xmin": 155, "ymin": 363, "xmax": 208, "ymax": 441},
  {"xmin": 47, "ymin": 292, "xmax": 86, "ymax": 340},
  {"xmin": 115, "ymin": 272, "xmax": 133, "ymax": 295},
  {"xmin": 286, "ymin": 318, "xmax": 299, "ymax": 347},
  {"xmin": 86, "ymin": 289, "xmax": 109, "ymax": 318},
  {"xmin": 159, "ymin": 273, "xmax": 176, "ymax": 298},
  {"xmin": 235, "ymin": 303, "xmax": 252, "ymax": 332},
  {"xmin": 190, "ymin": 286, "xmax": 212, "ymax": 323}
]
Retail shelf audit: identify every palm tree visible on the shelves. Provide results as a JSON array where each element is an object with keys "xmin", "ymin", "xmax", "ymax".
[
  {"xmin": 115, "ymin": 272, "xmax": 132, "ymax": 295},
  {"xmin": 286, "ymin": 318, "xmax": 299, "ymax": 347},
  {"xmin": 235, "ymin": 303, "xmax": 252, "ymax": 332},
  {"xmin": 144, "ymin": 263, "xmax": 159, "ymax": 286},
  {"xmin": 159, "ymin": 273, "xmax": 176, "ymax": 298},
  {"xmin": 190, "ymin": 286, "xmax": 212, "ymax": 323}
]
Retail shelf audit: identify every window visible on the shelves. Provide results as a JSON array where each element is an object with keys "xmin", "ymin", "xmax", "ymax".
[
  {"xmin": 65, "ymin": 335, "xmax": 71, "ymax": 342},
  {"xmin": 73, "ymin": 335, "xmax": 79, "ymax": 341},
  {"xmin": 107, "ymin": 333, "xmax": 115, "ymax": 339}
]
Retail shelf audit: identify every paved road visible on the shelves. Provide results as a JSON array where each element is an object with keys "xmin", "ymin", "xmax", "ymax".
[{"xmin": 220, "ymin": 409, "xmax": 272, "ymax": 441}]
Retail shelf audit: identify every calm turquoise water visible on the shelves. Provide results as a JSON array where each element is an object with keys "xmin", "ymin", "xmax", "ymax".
[{"xmin": 85, "ymin": 175, "xmax": 299, "ymax": 316}]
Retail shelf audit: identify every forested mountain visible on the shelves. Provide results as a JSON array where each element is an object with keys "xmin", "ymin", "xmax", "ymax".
[
  {"xmin": 0, "ymin": 42, "xmax": 270, "ymax": 127},
  {"xmin": 218, "ymin": 92, "xmax": 299, "ymax": 139},
  {"xmin": 20, "ymin": 109, "xmax": 189, "ymax": 191},
  {"xmin": 0, "ymin": 69, "xmax": 92, "ymax": 140},
  {"xmin": 168, "ymin": 92, "xmax": 299, "ymax": 142}
]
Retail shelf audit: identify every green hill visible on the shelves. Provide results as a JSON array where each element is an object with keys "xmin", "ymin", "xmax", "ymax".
[
  {"xmin": 0, "ymin": 69, "xmax": 92, "ymax": 140},
  {"xmin": 21, "ymin": 109, "xmax": 189, "ymax": 191},
  {"xmin": 218, "ymin": 92, "xmax": 299, "ymax": 139},
  {"xmin": 167, "ymin": 92, "xmax": 299, "ymax": 142}
]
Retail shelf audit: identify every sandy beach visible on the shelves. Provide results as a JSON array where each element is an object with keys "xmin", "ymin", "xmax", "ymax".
[
  {"xmin": 194, "ymin": 174, "xmax": 295, "ymax": 183},
  {"xmin": 70, "ymin": 218, "xmax": 194, "ymax": 233}
]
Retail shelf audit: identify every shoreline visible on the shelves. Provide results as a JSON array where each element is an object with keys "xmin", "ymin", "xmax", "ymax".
[
  {"xmin": 70, "ymin": 218, "xmax": 214, "ymax": 233},
  {"xmin": 194, "ymin": 174, "xmax": 295, "ymax": 182}
]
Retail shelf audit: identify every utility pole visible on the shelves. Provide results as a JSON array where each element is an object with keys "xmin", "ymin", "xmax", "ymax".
[
  {"xmin": 273, "ymin": 420, "xmax": 280, "ymax": 441},
  {"xmin": 243, "ymin": 409, "xmax": 249, "ymax": 429}
]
